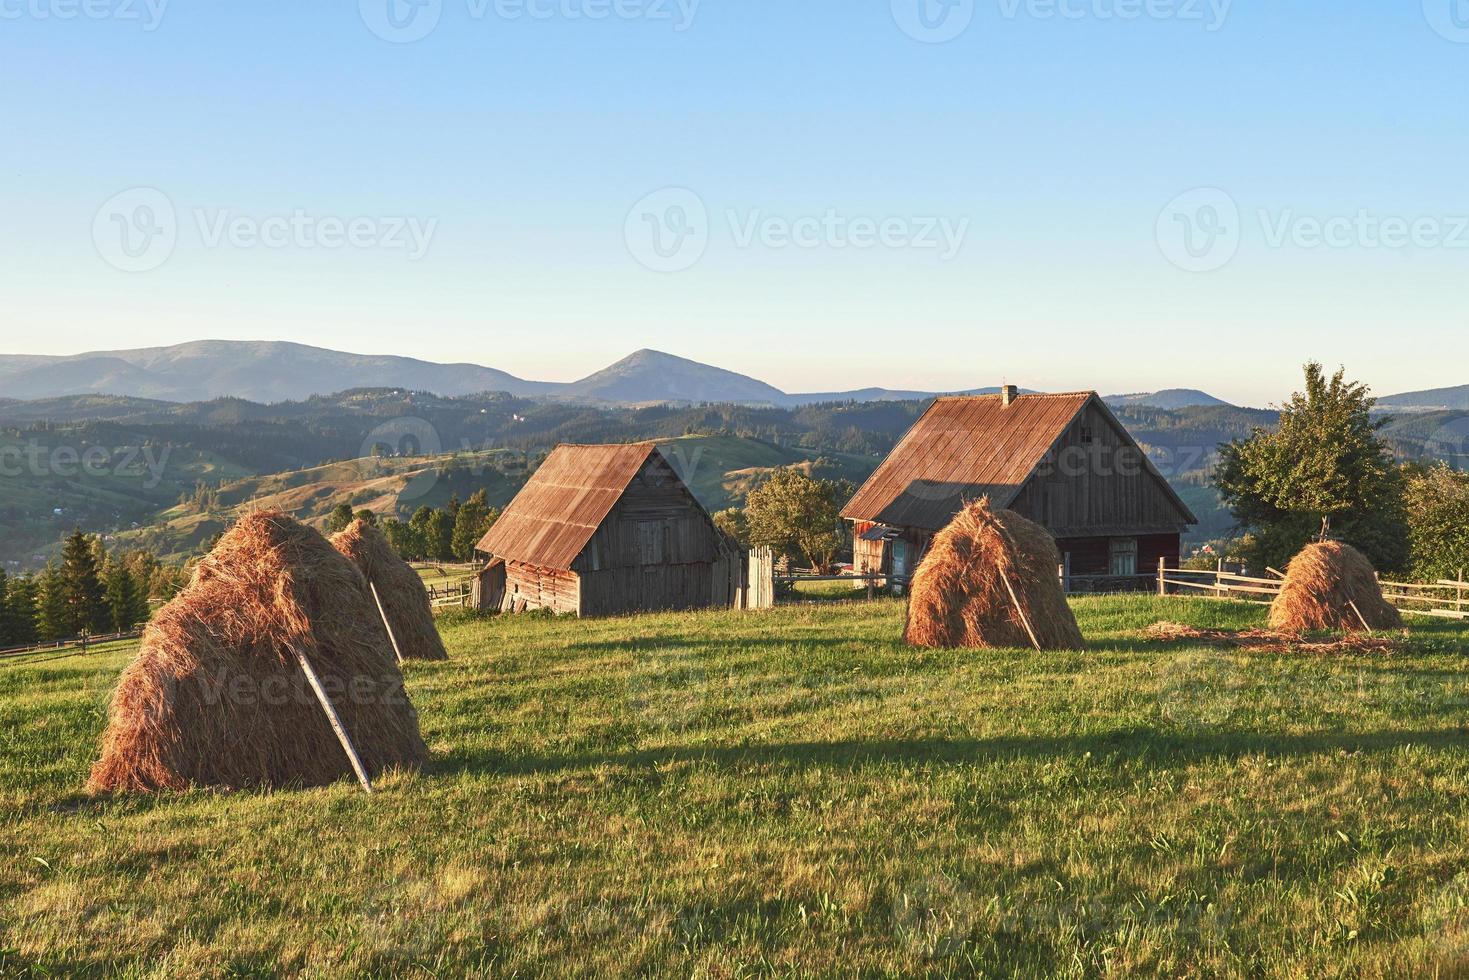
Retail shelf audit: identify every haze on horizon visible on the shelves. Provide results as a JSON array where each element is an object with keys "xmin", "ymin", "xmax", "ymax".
[{"xmin": 3, "ymin": 1, "xmax": 1466, "ymax": 407}]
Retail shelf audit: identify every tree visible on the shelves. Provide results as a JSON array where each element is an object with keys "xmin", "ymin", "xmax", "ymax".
[
  {"xmin": 1214, "ymin": 364, "xmax": 1408, "ymax": 573},
  {"xmin": 354, "ymin": 509, "xmax": 379, "ymax": 527},
  {"xmin": 409, "ymin": 506, "xmax": 453, "ymax": 561},
  {"xmin": 0, "ymin": 569, "xmax": 12, "ymax": 647},
  {"xmin": 712, "ymin": 507, "xmax": 749, "ymax": 546},
  {"xmin": 326, "ymin": 503, "xmax": 356, "ymax": 534},
  {"xmin": 744, "ymin": 468, "xmax": 853, "ymax": 572},
  {"xmin": 104, "ymin": 564, "xmax": 151, "ymax": 632},
  {"xmin": 383, "ymin": 518, "xmax": 423, "ymax": 560},
  {"xmin": 35, "ymin": 567, "xmax": 71, "ymax": 641},
  {"xmin": 1404, "ymin": 464, "xmax": 1469, "ymax": 583},
  {"xmin": 3, "ymin": 576, "xmax": 39, "ymax": 647},
  {"xmin": 451, "ymin": 491, "xmax": 498, "ymax": 562},
  {"xmin": 57, "ymin": 530, "xmax": 110, "ymax": 636}
]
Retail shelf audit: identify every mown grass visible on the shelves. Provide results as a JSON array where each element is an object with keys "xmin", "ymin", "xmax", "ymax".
[{"xmin": 2, "ymin": 597, "xmax": 1468, "ymax": 978}]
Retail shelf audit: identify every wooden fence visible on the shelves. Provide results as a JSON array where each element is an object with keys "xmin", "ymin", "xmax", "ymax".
[
  {"xmin": 1157, "ymin": 559, "xmax": 1469, "ymax": 620},
  {"xmin": 0, "ymin": 629, "xmax": 146, "ymax": 664}
]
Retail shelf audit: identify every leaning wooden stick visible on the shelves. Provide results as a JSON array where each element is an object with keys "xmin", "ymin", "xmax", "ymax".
[
  {"xmin": 1347, "ymin": 599, "xmax": 1372, "ymax": 634},
  {"xmin": 293, "ymin": 647, "xmax": 374, "ymax": 794},
  {"xmin": 999, "ymin": 567, "xmax": 1043, "ymax": 652},
  {"xmin": 369, "ymin": 580, "xmax": 405, "ymax": 665}
]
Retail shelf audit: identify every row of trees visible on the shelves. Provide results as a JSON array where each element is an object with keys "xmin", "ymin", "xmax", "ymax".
[
  {"xmin": 324, "ymin": 493, "xmax": 501, "ymax": 563},
  {"xmin": 0, "ymin": 531, "xmax": 157, "ymax": 648},
  {"xmin": 1216, "ymin": 363, "xmax": 1469, "ymax": 580}
]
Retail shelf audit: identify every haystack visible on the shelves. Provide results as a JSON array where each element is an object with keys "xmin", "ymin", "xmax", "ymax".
[
  {"xmin": 331, "ymin": 518, "xmax": 449, "ymax": 662},
  {"xmin": 89, "ymin": 512, "xmax": 428, "ymax": 793},
  {"xmin": 1268, "ymin": 540, "xmax": 1401, "ymax": 634},
  {"xmin": 904, "ymin": 499, "xmax": 1084, "ymax": 651}
]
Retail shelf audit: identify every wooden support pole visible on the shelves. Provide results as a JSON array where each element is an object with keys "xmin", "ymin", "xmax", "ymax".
[
  {"xmin": 1158, "ymin": 556, "xmax": 1166, "ymax": 597},
  {"xmin": 370, "ymin": 580, "xmax": 405, "ymax": 666},
  {"xmin": 999, "ymin": 568, "xmax": 1043, "ymax": 653},
  {"xmin": 1347, "ymin": 599, "xmax": 1372, "ymax": 634},
  {"xmin": 293, "ymin": 648, "xmax": 374, "ymax": 794}
]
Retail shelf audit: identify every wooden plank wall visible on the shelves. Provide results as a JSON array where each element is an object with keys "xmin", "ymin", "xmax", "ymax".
[
  {"xmin": 575, "ymin": 455, "xmax": 722, "ymax": 572},
  {"xmin": 1008, "ymin": 402, "xmax": 1191, "ymax": 537},
  {"xmin": 504, "ymin": 561, "xmax": 580, "ymax": 615},
  {"xmin": 579, "ymin": 564, "xmax": 715, "ymax": 616}
]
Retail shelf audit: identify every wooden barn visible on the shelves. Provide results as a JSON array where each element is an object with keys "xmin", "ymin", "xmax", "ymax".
[
  {"xmin": 842, "ymin": 388, "xmax": 1197, "ymax": 589},
  {"xmin": 475, "ymin": 443, "xmax": 746, "ymax": 617}
]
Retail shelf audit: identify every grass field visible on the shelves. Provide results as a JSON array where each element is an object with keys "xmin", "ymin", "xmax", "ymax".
[{"xmin": 2, "ymin": 597, "xmax": 1469, "ymax": 977}]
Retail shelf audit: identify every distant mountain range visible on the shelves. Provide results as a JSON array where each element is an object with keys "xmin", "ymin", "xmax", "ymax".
[{"xmin": 0, "ymin": 339, "xmax": 1461, "ymax": 412}]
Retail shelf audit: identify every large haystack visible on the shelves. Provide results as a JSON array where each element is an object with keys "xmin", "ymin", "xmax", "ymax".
[
  {"xmin": 1268, "ymin": 540, "xmax": 1402, "ymax": 634},
  {"xmin": 89, "ymin": 512, "xmax": 428, "ymax": 793},
  {"xmin": 331, "ymin": 518, "xmax": 449, "ymax": 662},
  {"xmin": 904, "ymin": 499, "xmax": 1084, "ymax": 651}
]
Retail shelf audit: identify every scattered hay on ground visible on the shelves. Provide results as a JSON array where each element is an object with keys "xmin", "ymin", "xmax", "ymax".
[
  {"xmin": 905, "ymin": 498, "xmax": 1084, "ymax": 651},
  {"xmin": 1144, "ymin": 621, "xmax": 1399, "ymax": 655},
  {"xmin": 332, "ymin": 518, "xmax": 449, "ymax": 661},
  {"xmin": 89, "ymin": 512, "xmax": 428, "ymax": 793},
  {"xmin": 1269, "ymin": 541, "xmax": 1402, "ymax": 634}
]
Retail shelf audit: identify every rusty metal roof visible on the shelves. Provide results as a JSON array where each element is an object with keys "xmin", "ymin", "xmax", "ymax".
[
  {"xmin": 476, "ymin": 443, "xmax": 658, "ymax": 570},
  {"xmin": 840, "ymin": 392, "xmax": 1095, "ymax": 532}
]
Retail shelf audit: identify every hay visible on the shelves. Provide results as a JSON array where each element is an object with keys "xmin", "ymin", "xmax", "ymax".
[
  {"xmin": 904, "ymin": 499, "xmax": 1084, "ymax": 651},
  {"xmin": 1268, "ymin": 541, "xmax": 1402, "ymax": 634},
  {"xmin": 1144, "ymin": 621, "xmax": 1399, "ymax": 655},
  {"xmin": 331, "ymin": 519, "xmax": 449, "ymax": 662},
  {"xmin": 89, "ymin": 512, "xmax": 428, "ymax": 793}
]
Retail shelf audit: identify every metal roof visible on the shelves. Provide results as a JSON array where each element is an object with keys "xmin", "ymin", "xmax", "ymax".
[
  {"xmin": 476, "ymin": 443, "xmax": 659, "ymax": 570},
  {"xmin": 840, "ymin": 392, "xmax": 1096, "ymax": 532}
]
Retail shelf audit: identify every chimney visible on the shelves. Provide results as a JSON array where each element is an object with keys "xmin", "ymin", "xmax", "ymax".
[{"xmin": 1001, "ymin": 384, "xmax": 1018, "ymax": 407}]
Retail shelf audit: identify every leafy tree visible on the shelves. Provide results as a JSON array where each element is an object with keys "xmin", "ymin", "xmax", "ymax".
[
  {"xmin": 1214, "ymin": 364, "xmax": 1408, "ymax": 573},
  {"xmin": 383, "ymin": 518, "xmax": 423, "ymax": 560},
  {"xmin": 57, "ymin": 531, "xmax": 110, "ymax": 636},
  {"xmin": 326, "ymin": 503, "xmax": 356, "ymax": 534},
  {"xmin": 410, "ymin": 506, "xmax": 454, "ymax": 561},
  {"xmin": 712, "ymin": 507, "xmax": 749, "ymax": 547},
  {"xmin": 451, "ymin": 491, "xmax": 499, "ymax": 562},
  {"xmin": 744, "ymin": 468, "xmax": 853, "ymax": 572},
  {"xmin": 1404, "ymin": 464, "xmax": 1469, "ymax": 583},
  {"xmin": 354, "ymin": 509, "xmax": 379, "ymax": 527}
]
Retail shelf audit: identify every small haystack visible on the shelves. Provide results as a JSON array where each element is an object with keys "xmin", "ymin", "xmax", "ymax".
[
  {"xmin": 904, "ymin": 499, "xmax": 1084, "ymax": 651},
  {"xmin": 89, "ymin": 512, "xmax": 428, "ymax": 793},
  {"xmin": 331, "ymin": 518, "xmax": 449, "ymax": 662},
  {"xmin": 1268, "ymin": 541, "xmax": 1402, "ymax": 634}
]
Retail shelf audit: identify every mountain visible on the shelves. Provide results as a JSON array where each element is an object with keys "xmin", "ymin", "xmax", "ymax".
[
  {"xmin": 1105, "ymin": 389, "xmax": 1232, "ymax": 410},
  {"xmin": 0, "ymin": 341, "xmax": 553, "ymax": 403},
  {"xmin": 1378, "ymin": 384, "xmax": 1469, "ymax": 412},
  {"xmin": 561, "ymin": 349, "xmax": 789, "ymax": 405}
]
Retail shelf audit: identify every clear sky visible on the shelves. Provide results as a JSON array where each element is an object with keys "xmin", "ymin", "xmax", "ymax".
[{"xmin": 3, "ymin": 0, "xmax": 1467, "ymax": 407}]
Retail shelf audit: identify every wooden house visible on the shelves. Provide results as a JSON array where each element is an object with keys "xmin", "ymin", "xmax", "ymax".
[
  {"xmin": 841, "ymin": 388, "xmax": 1197, "ymax": 588},
  {"xmin": 475, "ymin": 443, "xmax": 745, "ymax": 617}
]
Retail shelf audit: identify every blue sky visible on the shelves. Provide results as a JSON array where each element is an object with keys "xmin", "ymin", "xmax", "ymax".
[{"xmin": 2, "ymin": 0, "xmax": 1467, "ymax": 406}]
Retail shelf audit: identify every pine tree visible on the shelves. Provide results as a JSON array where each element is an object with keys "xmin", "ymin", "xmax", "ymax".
[
  {"xmin": 0, "ymin": 569, "xmax": 12, "ymax": 647},
  {"xmin": 57, "ymin": 531, "xmax": 110, "ymax": 636},
  {"xmin": 327, "ymin": 503, "xmax": 356, "ymax": 534},
  {"xmin": 36, "ymin": 567, "xmax": 72, "ymax": 641},
  {"xmin": 105, "ymin": 564, "xmax": 149, "ymax": 632},
  {"xmin": 5, "ymin": 576, "xmax": 39, "ymax": 646}
]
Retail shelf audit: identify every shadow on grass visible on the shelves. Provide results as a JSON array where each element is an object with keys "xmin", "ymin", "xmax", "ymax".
[{"xmin": 438, "ymin": 726, "xmax": 1469, "ymax": 779}]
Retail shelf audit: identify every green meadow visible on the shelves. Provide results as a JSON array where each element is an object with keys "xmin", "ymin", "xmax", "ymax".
[{"xmin": 2, "ymin": 596, "xmax": 1468, "ymax": 978}]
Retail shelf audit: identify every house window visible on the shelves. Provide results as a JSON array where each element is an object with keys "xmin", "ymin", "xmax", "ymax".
[
  {"xmin": 1109, "ymin": 537, "xmax": 1138, "ymax": 577},
  {"xmin": 1080, "ymin": 426, "xmax": 1095, "ymax": 445}
]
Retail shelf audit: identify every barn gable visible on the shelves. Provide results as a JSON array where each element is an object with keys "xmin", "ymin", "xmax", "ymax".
[{"xmin": 842, "ymin": 391, "xmax": 1196, "ymax": 536}]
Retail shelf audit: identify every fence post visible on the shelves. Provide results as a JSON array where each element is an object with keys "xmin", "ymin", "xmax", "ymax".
[
  {"xmin": 1157, "ymin": 557, "xmax": 1166, "ymax": 597},
  {"xmin": 1459, "ymin": 569, "xmax": 1465, "ymax": 616}
]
